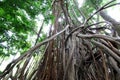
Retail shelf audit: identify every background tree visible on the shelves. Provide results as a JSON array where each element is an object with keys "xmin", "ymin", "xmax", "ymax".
[{"xmin": 0, "ymin": 0, "xmax": 120, "ymax": 80}]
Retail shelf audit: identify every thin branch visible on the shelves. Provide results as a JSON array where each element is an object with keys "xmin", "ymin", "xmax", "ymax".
[
  {"xmin": 108, "ymin": 56, "xmax": 120, "ymax": 74},
  {"xmin": 100, "ymin": 50, "xmax": 109, "ymax": 80},
  {"xmin": 77, "ymin": 34, "xmax": 120, "ymax": 45},
  {"xmin": 34, "ymin": 20, "xmax": 44, "ymax": 45},
  {"xmin": 85, "ymin": 0, "xmax": 115, "ymax": 23},
  {"xmin": 73, "ymin": 0, "xmax": 86, "ymax": 22},
  {"xmin": 65, "ymin": 21, "xmax": 108, "ymax": 46},
  {"xmin": 104, "ymin": 2, "xmax": 120, "ymax": 9},
  {"xmin": 0, "ymin": 25, "xmax": 69, "ymax": 78},
  {"xmin": 92, "ymin": 40, "xmax": 120, "ymax": 64}
]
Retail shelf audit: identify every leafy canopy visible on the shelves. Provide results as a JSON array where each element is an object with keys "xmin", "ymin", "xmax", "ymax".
[{"xmin": 0, "ymin": 0, "xmax": 52, "ymax": 57}]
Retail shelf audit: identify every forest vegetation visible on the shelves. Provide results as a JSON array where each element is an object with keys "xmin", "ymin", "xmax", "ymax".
[{"xmin": 0, "ymin": 0, "xmax": 120, "ymax": 80}]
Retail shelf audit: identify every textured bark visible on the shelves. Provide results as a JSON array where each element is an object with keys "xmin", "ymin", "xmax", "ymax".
[{"xmin": 1, "ymin": 1, "xmax": 120, "ymax": 80}]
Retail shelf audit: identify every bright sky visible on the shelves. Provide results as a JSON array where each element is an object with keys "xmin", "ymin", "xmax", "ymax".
[
  {"xmin": 77, "ymin": 0, "xmax": 84, "ymax": 8},
  {"xmin": 108, "ymin": 4, "xmax": 120, "ymax": 22}
]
